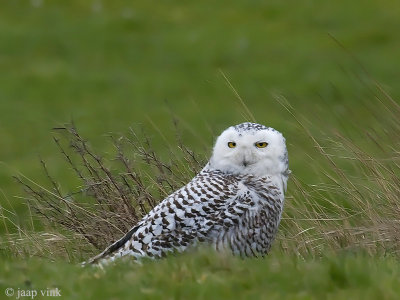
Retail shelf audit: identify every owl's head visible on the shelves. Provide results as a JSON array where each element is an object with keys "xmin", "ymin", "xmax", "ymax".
[{"xmin": 209, "ymin": 122, "xmax": 290, "ymax": 190}]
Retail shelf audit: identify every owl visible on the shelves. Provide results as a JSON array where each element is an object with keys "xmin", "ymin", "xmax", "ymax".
[{"xmin": 87, "ymin": 122, "xmax": 290, "ymax": 264}]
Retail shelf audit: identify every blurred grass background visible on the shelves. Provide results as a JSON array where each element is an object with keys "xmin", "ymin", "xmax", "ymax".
[
  {"xmin": 1, "ymin": 0, "xmax": 400, "ymax": 299},
  {"xmin": 1, "ymin": 0, "xmax": 399, "ymax": 196}
]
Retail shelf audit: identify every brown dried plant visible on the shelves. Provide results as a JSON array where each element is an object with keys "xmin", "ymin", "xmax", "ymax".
[
  {"xmin": 9, "ymin": 123, "xmax": 206, "ymax": 260},
  {"xmin": 278, "ymin": 87, "xmax": 400, "ymax": 258}
]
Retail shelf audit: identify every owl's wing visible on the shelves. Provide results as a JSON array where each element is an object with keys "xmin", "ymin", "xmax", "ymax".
[
  {"xmin": 85, "ymin": 172, "xmax": 278, "ymax": 264},
  {"xmin": 121, "ymin": 183, "xmax": 238, "ymax": 258},
  {"xmin": 85, "ymin": 174, "xmax": 236, "ymax": 264}
]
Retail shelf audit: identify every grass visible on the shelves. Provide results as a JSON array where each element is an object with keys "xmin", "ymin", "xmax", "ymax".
[
  {"xmin": 1, "ymin": 250, "xmax": 400, "ymax": 300},
  {"xmin": 1, "ymin": 0, "xmax": 400, "ymax": 299}
]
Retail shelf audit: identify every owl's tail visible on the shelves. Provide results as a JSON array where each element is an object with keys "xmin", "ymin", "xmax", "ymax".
[{"xmin": 82, "ymin": 225, "xmax": 140, "ymax": 266}]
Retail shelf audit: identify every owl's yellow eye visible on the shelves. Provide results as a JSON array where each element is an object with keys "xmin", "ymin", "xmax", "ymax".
[
  {"xmin": 255, "ymin": 142, "xmax": 268, "ymax": 148},
  {"xmin": 227, "ymin": 142, "xmax": 236, "ymax": 148}
]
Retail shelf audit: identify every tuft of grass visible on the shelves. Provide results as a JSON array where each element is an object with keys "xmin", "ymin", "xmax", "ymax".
[{"xmin": 277, "ymin": 85, "xmax": 400, "ymax": 257}]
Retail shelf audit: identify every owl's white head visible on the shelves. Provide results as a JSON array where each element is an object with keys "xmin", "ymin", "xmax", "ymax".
[{"xmin": 208, "ymin": 122, "xmax": 290, "ymax": 191}]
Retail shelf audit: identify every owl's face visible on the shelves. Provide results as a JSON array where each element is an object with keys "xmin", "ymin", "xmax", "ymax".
[{"xmin": 209, "ymin": 123, "xmax": 289, "ymax": 190}]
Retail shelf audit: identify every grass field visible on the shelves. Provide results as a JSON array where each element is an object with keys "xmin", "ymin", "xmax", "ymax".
[
  {"xmin": 1, "ymin": 250, "xmax": 400, "ymax": 300},
  {"xmin": 1, "ymin": 1, "xmax": 400, "ymax": 299}
]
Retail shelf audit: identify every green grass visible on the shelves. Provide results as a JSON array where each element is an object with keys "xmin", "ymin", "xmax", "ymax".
[
  {"xmin": 1, "ymin": 250, "xmax": 400, "ymax": 300},
  {"xmin": 1, "ymin": 0, "xmax": 400, "ymax": 299}
]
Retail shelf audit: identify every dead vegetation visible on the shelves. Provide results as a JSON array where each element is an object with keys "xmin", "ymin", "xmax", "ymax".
[
  {"xmin": 7, "ymin": 124, "xmax": 206, "ymax": 260},
  {"xmin": 278, "ymin": 90, "xmax": 400, "ymax": 257}
]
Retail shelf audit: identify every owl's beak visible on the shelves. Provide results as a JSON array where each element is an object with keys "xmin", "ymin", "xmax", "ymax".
[
  {"xmin": 241, "ymin": 151, "xmax": 253, "ymax": 167},
  {"xmin": 242, "ymin": 159, "xmax": 255, "ymax": 167}
]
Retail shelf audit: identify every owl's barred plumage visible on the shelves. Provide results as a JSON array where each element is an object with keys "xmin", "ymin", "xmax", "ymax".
[{"xmin": 87, "ymin": 122, "xmax": 289, "ymax": 265}]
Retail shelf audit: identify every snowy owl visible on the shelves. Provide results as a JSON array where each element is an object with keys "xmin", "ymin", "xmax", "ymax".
[{"xmin": 87, "ymin": 122, "xmax": 290, "ymax": 264}]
